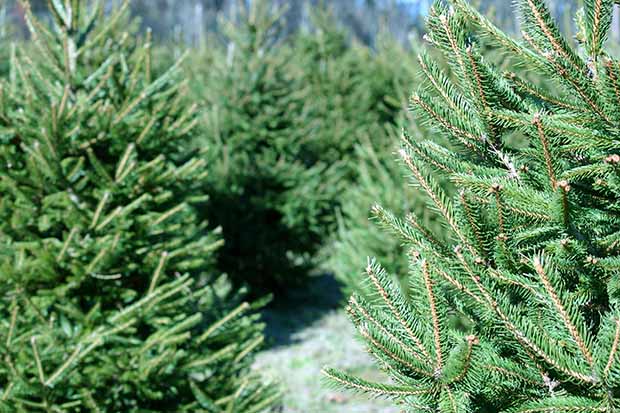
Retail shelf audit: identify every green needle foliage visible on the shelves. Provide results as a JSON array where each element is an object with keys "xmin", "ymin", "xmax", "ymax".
[
  {"xmin": 330, "ymin": 134, "xmax": 416, "ymax": 300},
  {"xmin": 197, "ymin": 0, "xmax": 344, "ymax": 291},
  {"xmin": 0, "ymin": 1, "xmax": 277, "ymax": 411},
  {"xmin": 325, "ymin": 0, "xmax": 620, "ymax": 411},
  {"xmin": 294, "ymin": 12, "xmax": 410, "ymax": 169},
  {"xmin": 326, "ymin": 35, "xmax": 450, "ymax": 301}
]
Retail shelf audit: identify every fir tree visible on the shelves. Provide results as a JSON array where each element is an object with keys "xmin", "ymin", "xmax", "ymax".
[
  {"xmin": 327, "ymin": 35, "xmax": 449, "ymax": 301},
  {"xmin": 325, "ymin": 0, "xmax": 620, "ymax": 411},
  {"xmin": 0, "ymin": 1, "xmax": 278, "ymax": 411},
  {"xmin": 331, "ymin": 132, "xmax": 439, "ymax": 301},
  {"xmin": 196, "ymin": 0, "xmax": 342, "ymax": 290}
]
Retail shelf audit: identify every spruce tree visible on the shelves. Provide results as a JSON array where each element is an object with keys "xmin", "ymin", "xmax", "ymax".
[
  {"xmin": 295, "ymin": 13, "xmax": 417, "ymax": 174},
  {"xmin": 197, "ymin": 0, "xmax": 342, "ymax": 290},
  {"xmin": 331, "ymin": 133, "xmax": 436, "ymax": 301},
  {"xmin": 327, "ymin": 36, "xmax": 448, "ymax": 301},
  {"xmin": 0, "ymin": 1, "xmax": 278, "ymax": 411},
  {"xmin": 325, "ymin": 0, "xmax": 620, "ymax": 411}
]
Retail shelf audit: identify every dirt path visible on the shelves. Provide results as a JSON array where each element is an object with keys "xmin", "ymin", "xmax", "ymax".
[{"xmin": 253, "ymin": 275, "xmax": 398, "ymax": 413}]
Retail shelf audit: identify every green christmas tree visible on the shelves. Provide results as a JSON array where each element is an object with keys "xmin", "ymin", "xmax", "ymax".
[
  {"xmin": 294, "ymin": 11, "xmax": 428, "ymax": 179},
  {"xmin": 325, "ymin": 0, "xmax": 620, "ymax": 411},
  {"xmin": 327, "ymin": 34, "xmax": 450, "ymax": 301},
  {"xmin": 0, "ymin": 1, "xmax": 278, "ymax": 411},
  {"xmin": 196, "ymin": 0, "xmax": 343, "ymax": 290}
]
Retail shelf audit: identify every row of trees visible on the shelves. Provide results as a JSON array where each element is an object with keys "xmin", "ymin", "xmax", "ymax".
[
  {"xmin": 3, "ymin": 0, "xmax": 424, "ymax": 46},
  {"xmin": 0, "ymin": 0, "xmax": 431, "ymax": 410},
  {"xmin": 4, "ymin": 0, "xmax": 620, "ymax": 411},
  {"xmin": 182, "ymin": 2, "xmax": 436, "ymax": 291}
]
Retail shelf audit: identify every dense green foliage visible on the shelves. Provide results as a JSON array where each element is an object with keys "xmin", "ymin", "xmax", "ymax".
[
  {"xmin": 14, "ymin": 0, "xmax": 615, "ymax": 410},
  {"xmin": 326, "ymin": 36, "xmax": 450, "ymax": 300},
  {"xmin": 330, "ymin": 136, "xmax": 415, "ymax": 299},
  {"xmin": 0, "ymin": 1, "xmax": 277, "ymax": 411},
  {"xmin": 293, "ymin": 13, "xmax": 410, "ymax": 169},
  {"xmin": 194, "ymin": 1, "xmax": 343, "ymax": 290},
  {"xmin": 325, "ymin": 0, "xmax": 620, "ymax": 411},
  {"xmin": 194, "ymin": 3, "xmax": 427, "ymax": 291}
]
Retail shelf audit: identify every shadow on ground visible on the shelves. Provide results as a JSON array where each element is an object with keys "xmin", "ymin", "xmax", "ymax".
[
  {"xmin": 254, "ymin": 272, "xmax": 398, "ymax": 412},
  {"xmin": 253, "ymin": 286, "xmax": 398, "ymax": 413},
  {"xmin": 261, "ymin": 273, "xmax": 344, "ymax": 348}
]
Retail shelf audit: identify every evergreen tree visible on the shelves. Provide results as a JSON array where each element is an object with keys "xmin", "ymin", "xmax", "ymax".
[
  {"xmin": 330, "ymin": 134, "xmax": 417, "ymax": 299},
  {"xmin": 293, "ymin": 7, "xmax": 356, "ymax": 168},
  {"xmin": 294, "ymin": 10, "xmax": 439, "ymax": 299},
  {"xmin": 295, "ymin": 13, "xmax": 414, "ymax": 171},
  {"xmin": 325, "ymin": 0, "xmax": 620, "ymax": 411},
  {"xmin": 326, "ymin": 35, "xmax": 448, "ymax": 301},
  {"xmin": 0, "ymin": 1, "xmax": 278, "ymax": 411},
  {"xmin": 196, "ymin": 0, "xmax": 343, "ymax": 290}
]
